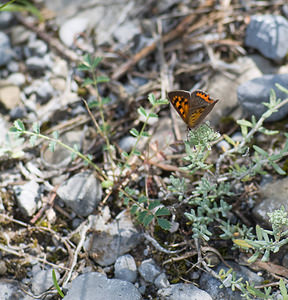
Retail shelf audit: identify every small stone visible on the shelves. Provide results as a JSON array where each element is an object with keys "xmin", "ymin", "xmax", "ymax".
[
  {"xmin": 113, "ymin": 20, "xmax": 140, "ymax": 44},
  {"xmin": 0, "ymin": 280, "xmax": 28, "ymax": 299},
  {"xmin": 62, "ymin": 272, "xmax": 142, "ymax": 300},
  {"xmin": 158, "ymin": 283, "xmax": 212, "ymax": 300},
  {"xmin": 85, "ymin": 209, "xmax": 142, "ymax": 266},
  {"xmin": 139, "ymin": 259, "xmax": 161, "ymax": 283},
  {"xmin": 114, "ymin": 254, "xmax": 137, "ymax": 283},
  {"xmin": 53, "ymin": 57, "xmax": 68, "ymax": 77},
  {"xmin": 27, "ymin": 39, "xmax": 48, "ymax": 57},
  {"xmin": 59, "ymin": 18, "xmax": 89, "ymax": 47},
  {"xmin": 35, "ymin": 81, "xmax": 54, "ymax": 104},
  {"xmin": 0, "ymin": 11, "xmax": 14, "ymax": 29},
  {"xmin": 154, "ymin": 273, "xmax": 170, "ymax": 289},
  {"xmin": 26, "ymin": 56, "xmax": 47, "ymax": 74},
  {"xmin": 231, "ymin": 132, "xmax": 243, "ymax": 143},
  {"xmin": 0, "ymin": 85, "xmax": 21, "ymax": 110},
  {"xmin": 50, "ymin": 77, "xmax": 66, "ymax": 92},
  {"xmin": 7, "ymin": 61, "xmax": 19, "ymax": 73},
  {"xmin": 57, "ymin": 172, "xmax": 102, "ymax": 217},
  {"xmin": 253, "ymin": 178, "xmax": 288, "ymax": 226},
  {"xmin": 118, "ymin": 136, "xmax": 137, "ymax": 153},
  {"xmin": 11, "ymin": 25, "xmax": 32, "ymax": 45},
  {"xmin": 13, "ymin": 180, "xmax": 40, "ymax": 217},
  {"xmin": 10, "ymin": 106, "xmax": 26, "ymax": 120},
  {"xmin": 0, "ymin": 32, "xmax": 13, "ymax": 66},
  {"xmin": 245, "ymin": 15, "xmax": 288, "ymax": 63},
  {"xmin": 0, "ymin": 261, "xmax": 7, "ymax": 275},
  {"xmin": 216, "ymin": 140, "xmax": 231, "ymax": 152},
  {"xmin": 7, "ymin": 73, "xmax": 26, "ymax": 86},
  {"xmin": 237, "ymin": 74, "xmax": 288, "ymax": 122}
]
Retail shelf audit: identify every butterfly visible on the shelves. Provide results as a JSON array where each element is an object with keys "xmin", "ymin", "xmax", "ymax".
[{"xmin": 167, "ymin": 90, "xmax": 219, "ymax": 129}]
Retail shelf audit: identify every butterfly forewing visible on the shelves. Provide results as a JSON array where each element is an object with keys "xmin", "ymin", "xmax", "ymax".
[{"xmin": 167, "ymin": 90, "xmax": 191, "ymax": 124}]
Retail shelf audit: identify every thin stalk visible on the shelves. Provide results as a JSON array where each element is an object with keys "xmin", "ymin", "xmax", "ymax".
[
  {"xmin": 91, "ymin": 71, "xmax": 116, "ymax": 180},
  {"xmin": 19, "ymin": 130, "xmax": 107, "ymax": 181},
  {"xmin": 120, "ymin": 105, "xmax": 156, "ymax": 175},
  {"xmin": 216, "ymin": 97, "xmax": 288, "ymax": 175}
]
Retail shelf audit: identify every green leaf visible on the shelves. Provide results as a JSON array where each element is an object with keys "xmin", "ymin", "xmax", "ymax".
[
  {"xmin": 253, "ymin": 145, "xmax": 268, "ymax": 157},
  {"xmin": 141, "ymin": 131, "xmax": 150, "ymax": 137},
  {"xmin": 148, "ymin": 113, "xmax": 158, "ymax": 118},
  {"xmin": 148, "ymin": 200, "xmax": 161, "ymax": 210},
  {"xmin": 130, "ymin": 204, "xmax": 138, "ymax": 215},
  {"xmin": 49, "ymin": 141, "xmax": 56, "ymax": 152},
  {"xmin": 101, "ymin": 180, "xmax": 114, "ymax": 188},
  {"xmin": 237, "ymin": 120, "xmax": 252, "ymax": 127},
  {"xmin": 271, "ymin": 162, "xmax": 286, "ymax": 175},
  {"xmin": 279, "ymin": 279, "xmax": 288, "ymax": 298},
  {"xmin": 29, "ymin": 135, "xmax": 37, "ymax": 146},
  {"xmin": 123, "ymin": 197, "xmax": 129, "ymax": 205},
  {"xmin": 275, "ymin": 83, "xmax": 288, "ymax": 94},
  {"xmin": 246, "ymin": 285, "xmax": 268, "ymax": 298},
  {"xmin": 130, "ymin": 128, "xmax": 139, "ymax": 137},
  {"xmin": 139, "ymin": 195, "xmax": 148, "ymax": 204},
  {"xmin": 52, "ymin": 269, "xmax": 64, "ymax": 298},
  {"xmin": 155, "ymin": 207, "xmax": 170, "ymax": 216},
  {"xmin": 262, "ymin": 249, "xmax": 270, "ymax": 262},
  {"xmin": 258, "ymin": 128, "xmax": 279, "ymax": 135},
  {"xmin": 247, "ymin": 252, "xmax": 260, "ymax": 263},
  {"xmin": 121, "ymin": 151, "xmax": 129, "ymax": 158},
  {"xmin": 14, "ymin": 120, "xmax": 25, "ymax": 131},
  {"xmin": 223, "ymin": 134, "xmax": 236, "ymax": 146},
  {"xmin": 32, "ymin": 123, "xmax": 40, "ymax": 134},
  {"xmin": 269, "ymin": 153, "xmax": 283, "ymax": 161},
  {"xmin": 73, "ymin": 144, "xmax": 80, "ymax": 152},
  {"xmin": 157, "ymin": 218, "xmax": 171, "ymax": 230},
  {"xmin": 155, "ymin": 98, "xmax": 169, "ymax": 105},
  {"xmin": 138, "ymin": 106, "xmax": 147, "ymax": 118},
  {"xmin": 256, "ymin": 225, "xmax": 263, "ymax": 240},
  {"xmin": 83, "ymin": 53, "xmax": 93, "ymax": 66},
  {"xmin": 137, "ymin": 211, "xmax": 147, "ymax": 223},
  {"xmin": 143, "ymin": 214, "xmax": 154, "ymax": 227},
  {"xmin": 96, "ymin": 76, "xmax": 110, "ymax": 83},
  {"xmin": 52, "ymin": 131, "xmax": 59, "ymax": 139},
  {"xmin": 82, "ymin": 78, "xmax": 94, "ymax": 86},
  {"xmin": 92, "ymin": 57, "xmax": 102, "ymax": 69},
  {"xmin": 88, "ymin": 100, "xmax": 100, "ymax": 108},
  {"xmin": 78, "ymin": 63, "xmax": 90, "ymax": 71},
  {"xmin": 233, "ymin": 239, "xmax": 254, "ymax": 249},
  {"xmin": 148, "ymin": 93, "xmax": 156, "ymax": 105},
  {"xmin": 133, "ymin": 149, "xmax": 141, "ymax": 156},
  {"xmin": 87, "ymin": 154, "xmax": 93, "ymax": 161},
  {"xmin": 102, "ymin": 97, "xmax": 111, "ymax": 105}
]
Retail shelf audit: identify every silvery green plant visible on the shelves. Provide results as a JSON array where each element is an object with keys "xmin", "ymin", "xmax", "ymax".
[
  {"xmin": 216, "ymin": 84, "xmax": 288, "ymax": 180},
  {"xmin": 233, "ymin": 206, "xmax": 288, "ymax": 263}
]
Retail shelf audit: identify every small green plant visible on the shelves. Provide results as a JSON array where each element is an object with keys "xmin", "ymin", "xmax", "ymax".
[
  {"xmin": 234, "ymin": 206, "xmax": 288, "ymax": 263},
  {"xmin": 52, "ymin": 269, "xmax": 64, "ymax": 298},
  {"xmin": 9, "ymin": 54, "xmax": 172, "ymax": 230},
  {"xmin": 219, "ymin": 268, "xmax": 288, "ymax": 300},
  {"xmin": 0, "ymin": 0, "xmax": 43, "ymax": 20},
  {"xmin": 218, "ymin": 268, "xmax": 273, "ymax": 299}
]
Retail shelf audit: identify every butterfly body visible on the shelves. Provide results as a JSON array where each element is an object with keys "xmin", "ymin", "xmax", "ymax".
[{"xmin": 167, "ymin": 90, "xmax": 219, "ymax": 128}]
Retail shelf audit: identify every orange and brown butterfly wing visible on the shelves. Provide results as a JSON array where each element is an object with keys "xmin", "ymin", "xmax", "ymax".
[
  {"xmin": 167, "ymin": 90, "xmax": 191, "ymax": 125},
  {"xmin": 187, "ymin": 90, "xmax": 218, "ymax": 128}
]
